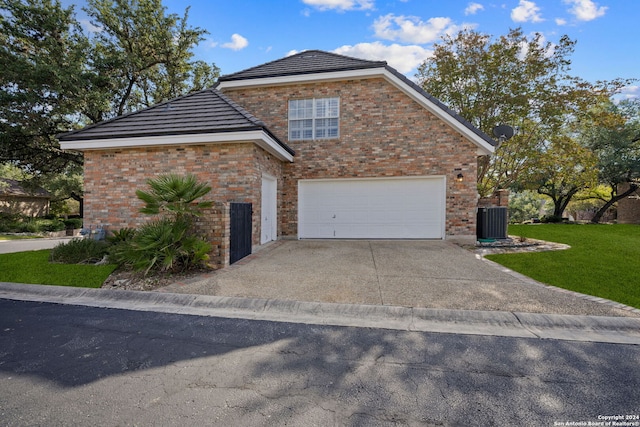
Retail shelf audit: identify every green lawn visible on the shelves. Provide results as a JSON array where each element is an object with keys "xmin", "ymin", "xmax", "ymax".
[
  {"xmin": 0, "ymin": 249, "xmax": 117, "ymax": 288},
  {"xmin": 486, "ymin": 224, "xmax": 640, "ymax": 309}
]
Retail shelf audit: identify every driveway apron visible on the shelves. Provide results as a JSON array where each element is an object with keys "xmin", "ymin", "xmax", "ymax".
[{"xmin": 163, "ymin": 240, "xmax": 637, "ymax": 317}]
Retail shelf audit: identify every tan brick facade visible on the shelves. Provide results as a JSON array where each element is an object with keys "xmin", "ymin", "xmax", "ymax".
[
  {"xmin": 83, "ymin": 143, "xmax": 283, "ymax": 266},
  {"xmin": 81, "ymin": 75, "xmax": 484, "ymax": 268},
  {"xmin": 222, "ymin": 78, "xmax": 479, "ymax": 237},
  {"xmin": 617, "ymin": 183, "xmax": 640, "ymax": 224}
]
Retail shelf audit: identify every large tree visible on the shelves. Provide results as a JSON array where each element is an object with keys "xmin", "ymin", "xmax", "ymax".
[
  {"xmin": 84, "ymin": 0, "xmax": 219, "ymax": 122},
  {"xmin": 416, "ymin": 28, "xmax": 629, "ymax": 197},
  {"xmin": 0, "ymin": 0, "xmax": 89, "ymax": 175},
  {"xmin": 1, "ymin": 0, "xmax": 219, "ymax": 204},
  {"xmin": 524, "ymin": 135, "xmax": 597, "ymax": 218},
  {"xmin": 582, "ymin": 99, "xmax": 640, "ymax": 223}
]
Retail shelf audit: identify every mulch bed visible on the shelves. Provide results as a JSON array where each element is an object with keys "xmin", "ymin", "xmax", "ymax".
[{"xmin": 101, "ymin": 267, "xmax": 212, "ymax": 291}]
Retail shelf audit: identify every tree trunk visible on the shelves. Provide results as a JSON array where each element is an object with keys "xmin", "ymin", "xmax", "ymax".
[
  {"xmin": 591, "ymin": 183, "xmax": 638, "ymax": 223},
  {"xmin": 550, "ymin": 187, "xmax": 580, "ymax": 219},
  {"xmin": 70, "ymin": 192, "xmax": 83, "ymax": 218}
]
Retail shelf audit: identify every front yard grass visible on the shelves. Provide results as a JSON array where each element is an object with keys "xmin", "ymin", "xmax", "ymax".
[
  {"xmin": 0, "ymin": 249, "xmax": 117, "ymax": 288},
  {"xmin": 486, "ymin": 224, "xmax": 640, "ymax": 309}
]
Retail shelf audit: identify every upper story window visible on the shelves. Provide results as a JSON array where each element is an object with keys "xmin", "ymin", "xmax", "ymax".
[{"xmin": 288, "ymin": 97, "xmax": 339, "ymax": 141}]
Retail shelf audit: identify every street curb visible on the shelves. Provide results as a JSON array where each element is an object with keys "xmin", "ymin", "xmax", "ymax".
[{"xmin": 1, "ymin": 282, "xmax": 639, "ymax": 345}]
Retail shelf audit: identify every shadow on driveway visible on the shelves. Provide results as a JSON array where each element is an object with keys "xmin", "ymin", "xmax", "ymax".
[{"xmin": 162, "ymin": 240, "xmax": 637, "ymax": 317}]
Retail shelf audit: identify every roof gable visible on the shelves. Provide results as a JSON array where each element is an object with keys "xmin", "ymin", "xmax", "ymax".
[
  {"xmin": 218, "ymin": 50, "xmax": 386, "ymax": 82},
  {"xmin": 0, "ymin": 179, "xmax": 49, "ymax": 198},
  {"xmin": 217, "ymin": 50, "xmax": 496, "ymax": 155}
]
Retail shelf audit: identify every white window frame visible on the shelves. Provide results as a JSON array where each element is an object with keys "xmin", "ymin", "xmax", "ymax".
[{"xmin": 288, "ymin": 97, "xmax": 339, "ymax": 141}]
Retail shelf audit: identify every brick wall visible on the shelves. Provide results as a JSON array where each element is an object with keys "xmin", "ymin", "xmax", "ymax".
[
  {"xmin": 478, "ymin": 189, "xmax": 510, "ymax": 208},
  {"xmin": 223, "ymin": 78, "xmax": 480, "ymax": 237},
  {"xmin": 617, "ymin": 183, "xmax": 640, "ymax": 224},
  {"xmin": 83, "ymin": 143, "xmax": 284, "ymax": 266},
  {"xmin": 193, "ymin": 202, "xmax": 230, "ymax": 268}
]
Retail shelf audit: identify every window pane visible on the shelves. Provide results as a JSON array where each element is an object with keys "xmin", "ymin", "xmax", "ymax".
[
  {"xmin": 327, "ymin": 98, "xmax": 339, "ymax": 117},
  {"xmin": 289, "ymin": 99, "xmax": 313, "ymax": 120},
  {"xmin": 315, "ymin": 98, "xmax": 327, "ymax": 118},
  {"xmin": 315, "ymin": 118, "xmax": 338, "ymax": 139},
  {"xmin": 289, "ymin": 118, "xmax": 313, "ymax": 140},
  {"xmin": 289, "ymin": 97, "xmax": 339, "ymax": 140}
]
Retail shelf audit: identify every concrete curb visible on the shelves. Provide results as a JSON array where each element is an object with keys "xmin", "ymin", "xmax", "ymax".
[{"xmin": 2, "ymin": 282, "xmax": 639, "ymax": 345}]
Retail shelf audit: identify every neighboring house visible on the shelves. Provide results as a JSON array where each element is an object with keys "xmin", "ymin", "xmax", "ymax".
[
  {"xmin": 0, "ymin": 178, "xmax": 50, "ymax": 217},
  {"xmin": 59, "ymin": 50, "xmax": 496, "ymax": 266},
  {"xmin": 617, "ymin": 182, "xmax": 640, "ymax": 224}
]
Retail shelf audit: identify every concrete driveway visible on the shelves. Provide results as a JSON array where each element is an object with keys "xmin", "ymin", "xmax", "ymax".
[
  {"xmin": 0, "ymin": 237, "xmax": 74, "ymax": 254},
  {"xmin": 163, "ymin": 240, "xmax": 638, "ymax": 317}
]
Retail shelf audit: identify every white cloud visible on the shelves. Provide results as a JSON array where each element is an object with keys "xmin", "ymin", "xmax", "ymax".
[
  {"xmin": 333, "ymin": 42, "xmax": 433, "ymax": 74},
  {"xmin": 221, "ymin": 34, "xmax": 248, "ymax": 51},
  {"xmin": 516, "ymin": 32, "xmax": 556, "ymax": 60},
  {"xmin": 511, "ymin": 0, "xmax": 544, "ymax": 23},
  {"xmin": 555, "ymin": 17, "xmax": 567, "ymax": 25},
  {"xmin": 618, "ymin": 85, "xmax": 640, "ymax": 100},
  {"xmin": 373, "ymin": 14, "xmax": 471, "ymax": 44},
  {"xmin": 301, "ymin": 0, "xmax": 374, "ymax": 12},
  {"xmin": 464, "ymin": 2, "xmax": 484, "ymax": 15},
  {"xmin": 80, "ymin": 19, "xmax": 102, "ymax": 33},
  {"xmin": 563, "ymin": 0, "xmax": 607, "ymax": 21}
]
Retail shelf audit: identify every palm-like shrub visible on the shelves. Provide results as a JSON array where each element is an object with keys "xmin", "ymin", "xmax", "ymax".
[
  {"xmin": 111, "ymin": 174, "xmax": 213, "ymax": 275},
  {"xmin": 136, "ymin": 174, "xmax": 213, "ymax": 220},
  {"xmin": 111, "ymin": 218, "xmax": 210, "ymax": 275}
]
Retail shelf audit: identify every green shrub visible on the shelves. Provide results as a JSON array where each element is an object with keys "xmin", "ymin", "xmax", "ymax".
[
  {"xmin": 541, "ymin": 215, "xmax": 564, "ymax": 223},
  {"xmin": 110, "ymin": 218, "xmax": 211, "ymax": 275},
  {"xmin": 37, "ymin": 218, "xmax": 65, "ymax": 232},
  {"xmin": 17, "ymin": 220, "xmax": 39, "ymax": 233},
  {"xmin": 50, "ymin": 238, "xmax": 109, "ymax": 264},
  {"xmin": 110, "ymin": 174, "xmax": 213, "ymax": 276},
  {"xmin": 107, "ymin": 227, "xmax": 137, "ymax": 243},
  {"xmin": 63, "ymin": 218, "xmax": 83, "ymax": 229}
]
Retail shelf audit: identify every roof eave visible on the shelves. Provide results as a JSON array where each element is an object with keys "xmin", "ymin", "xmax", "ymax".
[{"xmin": 59, "ymin": 130, "xmax": 295, "ymax": 162}]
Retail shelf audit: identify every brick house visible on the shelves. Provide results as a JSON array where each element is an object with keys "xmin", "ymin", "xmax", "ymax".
[
  {"xmin": 617, "ymin": 182, "xmax": 640, "ymax": 224},
  {"xmin": 59, "ymin": 50, "xmax": 496, "ymax": 266},
  {"xmin": 0, "ymin": 178, "xmax": 50, "ymax": 217}
]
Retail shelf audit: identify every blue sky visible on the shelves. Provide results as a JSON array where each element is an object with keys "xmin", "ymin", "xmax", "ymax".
[{"xmin": 71, "ymin": 0, "xmax": 639, "ymax": 98}]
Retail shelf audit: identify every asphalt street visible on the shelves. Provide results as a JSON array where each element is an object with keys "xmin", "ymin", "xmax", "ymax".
[{"xmin": 1, "ymin": 298, "xmax": 638, "ymax": 426}]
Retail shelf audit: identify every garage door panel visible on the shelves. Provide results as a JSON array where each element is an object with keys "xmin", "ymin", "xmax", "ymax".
[{"xmin": 299, "ymin": 177, "xmax": 445, "ymax": 239}]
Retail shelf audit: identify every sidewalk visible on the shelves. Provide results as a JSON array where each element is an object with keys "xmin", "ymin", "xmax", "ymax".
[{"xmin": 0, "ymin": 236, "xmax": 74, "ymax": 254}]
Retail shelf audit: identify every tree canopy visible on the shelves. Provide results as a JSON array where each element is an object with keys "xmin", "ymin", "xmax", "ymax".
[
  {"xmin": 0, "ymin": 0, "xmax": 219, "ymax": 179},
  {"xmin": 416, "ymin": 28, "xmax": 631, "ymax": 202},
  {"xmin": 581, "ymin": 99, "xmax": 640, "ymax": 222},
  {"xmin": 0, "ymin": 0, "xmax": 90, "ymax": 175}
]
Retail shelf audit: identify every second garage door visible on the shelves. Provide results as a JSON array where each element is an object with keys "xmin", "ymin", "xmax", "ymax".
[{"xmin": 298, "ymin": 177, "xmax": 445, "ymax": 239}]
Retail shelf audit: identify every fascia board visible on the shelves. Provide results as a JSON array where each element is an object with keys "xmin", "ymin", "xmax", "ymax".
[
  {"xmin": 217, "ymin": 68, "xmax": 384, "ymax": 89},
  {"xmin": 59, "ymin": 130, "xmax": 294, "ymax": 162},
  {"xmin": 219, "ymin": 68, "xmax": 495, "ymax": 155}
]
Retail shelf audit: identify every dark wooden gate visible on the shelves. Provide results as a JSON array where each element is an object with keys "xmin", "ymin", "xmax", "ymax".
[{"xmin": 230, "ymin": 202, "xmax": 252, "ymax": 264}]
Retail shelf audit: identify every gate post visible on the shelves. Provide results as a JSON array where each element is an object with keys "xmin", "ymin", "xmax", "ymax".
[{"xmin": 193, "ymin": 201, "xmax": 231, "ymax": 269}]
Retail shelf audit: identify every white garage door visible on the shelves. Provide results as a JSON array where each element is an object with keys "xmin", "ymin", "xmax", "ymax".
[{"xmin": 298, "ymin": 177, "xmax": 445, "ymax": 239}]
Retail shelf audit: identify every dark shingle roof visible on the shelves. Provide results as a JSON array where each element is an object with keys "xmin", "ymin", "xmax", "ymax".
[
  {"xmin": 218, "ymin": 50, "xmax": 387, "ymax": 82},
  {"xmin": 0, "ymin": 179, "xmax": 50, "ymax": 198},
  {"xmin": 58, "ymin": 89, "xmax": 294, "ymax": 154},
  {"xmin": 218, "ymin": 50, "xmax": 496, "ymax": 148}
]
